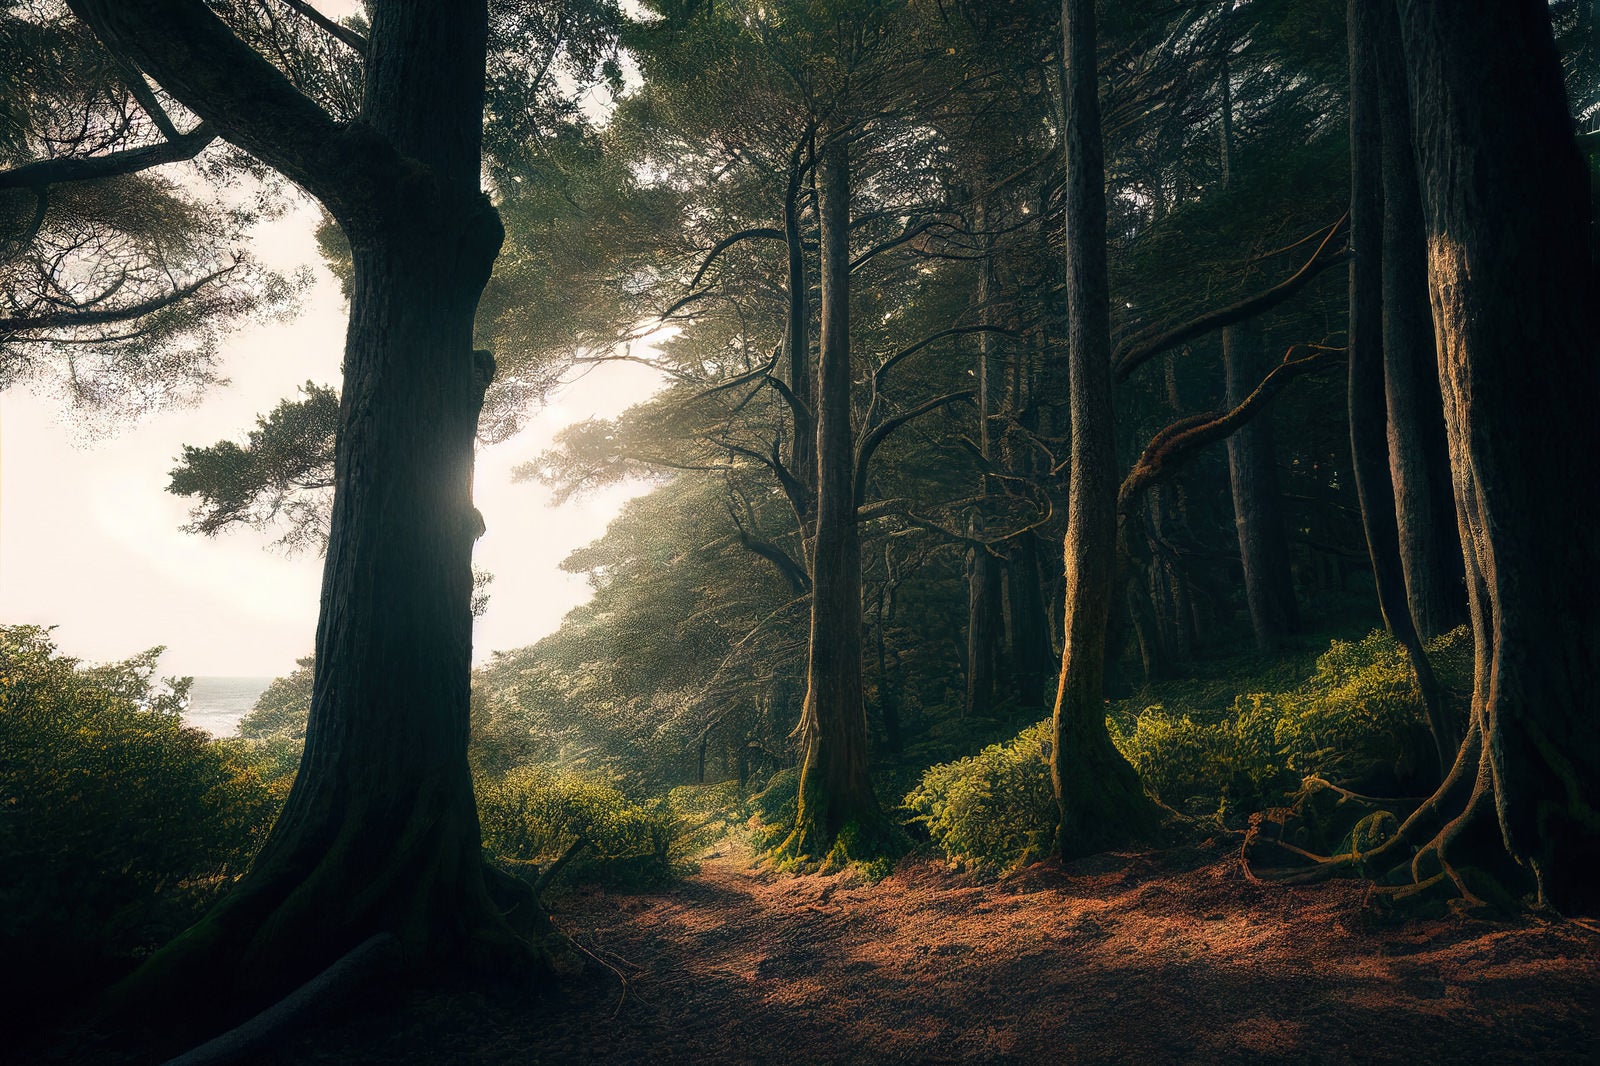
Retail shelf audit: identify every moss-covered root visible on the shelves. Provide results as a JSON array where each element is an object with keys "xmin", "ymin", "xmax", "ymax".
[
  {"xmin": 1053, "ymin": 710, "xmax": 1162, "ymax": 861},
  {"xmin": 773, "ymin": 767, "xmax": 905, "ymax": 880},
  {"xmin": 100, "ymin": 804, "xmax": 558, "ymax": 1055}
]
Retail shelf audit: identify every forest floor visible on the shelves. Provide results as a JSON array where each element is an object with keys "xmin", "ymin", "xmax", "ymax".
[{"xmin": 252, "ymin": 837, "xmax": 1598, "ymax": 1065}]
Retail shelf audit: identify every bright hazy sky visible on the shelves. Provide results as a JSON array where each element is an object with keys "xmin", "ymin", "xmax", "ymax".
[{"xmin": 0, "ymin": 194, "xmax": 659, "ymax": 678}]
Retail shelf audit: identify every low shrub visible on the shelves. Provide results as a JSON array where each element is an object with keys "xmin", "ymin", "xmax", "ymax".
[
  {"xmin": 0, "ymin": 626, "xmax": 280, "ymax": 1023},
  {"xmin": 665, "ymin": 778, "xmax": 747, "ymax": 859},
  {"xmin": 477, "ymin": 765, "xmax": 675, "ymax": 892},
  {"xmin": 908, "ymin": 629, "xmax": 1469, "ymax": 869},
  {"xmin": 902, "ymin": 721, "xmax": 1056, "ymax": 873}
]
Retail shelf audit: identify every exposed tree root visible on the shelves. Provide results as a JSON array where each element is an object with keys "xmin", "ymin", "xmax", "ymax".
[{"xmin": 165, "ymin": 933, "xmax": 401, "ymax": 1066}]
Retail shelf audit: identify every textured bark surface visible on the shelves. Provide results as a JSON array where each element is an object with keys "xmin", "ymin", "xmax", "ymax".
[
  {"xmin": 1374, "ymin": 0, "xmax": 1466, "ymax": 640},
  {"xmin": 1348, "ymin": 0, "xmax": 1460, "ymax": 779},
  {"xmin": 785, "ymin": 134, "xmax": 880, "ymax": 861},
  {"xmin": 67, "ymin": 0, "xmax": 541, "ymax": 1031},
  {"xmin": 1050, "ymin": 0, "xmax": 1160, "ymax": 860},
  {"xmin": 1397, "ymin": 0, "xmax": 1600, "ymax": 913}
]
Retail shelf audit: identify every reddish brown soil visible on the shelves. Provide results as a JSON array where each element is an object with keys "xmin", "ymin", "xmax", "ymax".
[{"xmin": 255, "ymin": 839, "xmax": 1598, "ymax": 1065}]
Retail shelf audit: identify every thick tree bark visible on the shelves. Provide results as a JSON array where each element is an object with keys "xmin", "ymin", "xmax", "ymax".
[
  {"xmin": 68, "ymin": 0, "xmax": 540, "ymax": 1026},
  {"xmin": 1348, "ymin": 0, "xmax": 1460, "ymax": 780},
  {"xmin": 1395, "ymin": 0, "xmax": 1600, "ymax": 913},
  {"xmin": 1373, "ymin": 0, "xmax": 1466, "ymax": 640},
  {"xmin": 1050, "ymin": 0, "xmax": 1160, "ymax": 860},
  {"xmin": 784, "ymin": 133, "xmax": 880, "ymax": 861}
]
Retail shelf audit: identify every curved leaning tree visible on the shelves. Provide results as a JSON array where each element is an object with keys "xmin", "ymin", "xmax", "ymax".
[{"xmin": 62, "ymin": 0, "xmax": 552, "ymax": 1029}]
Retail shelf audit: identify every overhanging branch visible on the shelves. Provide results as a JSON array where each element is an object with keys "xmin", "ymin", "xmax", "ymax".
[{"xmin": 1112, "ymin": 213, "xmax": 1349, "ymax": 383}]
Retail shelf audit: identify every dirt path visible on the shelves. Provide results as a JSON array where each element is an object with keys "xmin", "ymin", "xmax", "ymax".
[{"xmin": 273, "ymin": 840, "xmax": 1598, "ymax": 1064}]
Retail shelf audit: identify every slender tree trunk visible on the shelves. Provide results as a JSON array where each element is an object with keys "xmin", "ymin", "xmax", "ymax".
[
  {"xmin": 1348, "ymin": 0, "xmax": 1460, "ymax": 781},
  {"xmin": 78, "ymin": 0, "xmax": 542, "ymax": 1027},
  {"xmin": 1218, "ymin": 30, "xmax": 1299, "ymax": 651},
  {"xmin": 785, "ymin": 132, "xmax": 880, "ymax": 861},
  {"xmin": 784, "ymin": 130, "xmax": 815, "ymax": 528},
  {"xmin": 1395, "ymin": 0, "xmax": 1600, "ymax": 913},
  {"xmin": 1050, "ymin": 0, "xmax": 1160, "ymax": 860},
  {"xmin": 1005, "ymin": 532, "xmax": 1053, "ymax": 707},
  {"xmin": 965, "ymin": 210, "xmax": 1003, "ymax": 717},
  {"xmin": 1224, "ymin": 319, "xmax": 1300, "ymax": 649},
  {"xmin": 1373, "ymin": 0, "xmax": 1466, "ymax": 640}
]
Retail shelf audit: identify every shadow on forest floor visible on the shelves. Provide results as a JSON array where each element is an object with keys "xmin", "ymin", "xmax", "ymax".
[{"xmin": 221, "ymin": 838, "xmax": 1600, "ymax": 1065}]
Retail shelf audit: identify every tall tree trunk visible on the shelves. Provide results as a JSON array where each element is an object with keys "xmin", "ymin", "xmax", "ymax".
[
  {"xmin": 784, "ymin": 132, "xmax": 880, "ymax": 861},
  {"xmin": 1348, "ymin": 0, "xmax": 1460, "ymax": 781},
  {"xmin": 1005, "ymin": 532, "xmax": 1054, "ymax": 707},
  {"xmin": 1373, "ymin": 0, "xmax": 1467, "ymax": 640},
  {"xmin": 1219, "ymin": 43, "xmax": 1300, "ymax": 651},
  {"xmin": 73, "ymin": 0, "xmax": 541, "ymax": 1027},
  {"xmin": 1224, "ymin": 319, "xmax": 1301, "ymax": 649},
  {"xmin": 1050, "ymin": 0, "xmax": 1160, "ymax": 860},
  {"xmin": 784, "ymin": 128, "xmax": 815, "ymax": 529},
  {"xmin": 1395, "ymin": 0, "xmax": 1600, "ymax": 913},
  {"xmin": 965, "ymin": 209, "xmax": 1003, "ymax": 717}
]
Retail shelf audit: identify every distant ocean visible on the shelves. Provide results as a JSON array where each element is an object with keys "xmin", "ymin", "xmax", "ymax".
[{"xmin": 184, "ymin": 676, "xmax": 274, "ymax": 738}]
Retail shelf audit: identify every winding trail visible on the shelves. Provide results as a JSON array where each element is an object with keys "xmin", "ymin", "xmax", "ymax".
[{"xmin": 277, "ymin": 840, "xmax": 1598, "ymax": 1064}]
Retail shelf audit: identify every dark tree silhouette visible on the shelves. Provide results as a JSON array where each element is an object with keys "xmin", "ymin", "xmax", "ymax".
[{"xmin": 65, "ymin": 0, "xmax": 544, "ymax": 1025}]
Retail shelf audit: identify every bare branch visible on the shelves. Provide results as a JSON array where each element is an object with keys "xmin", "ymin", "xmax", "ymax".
[
  {"xmin": 1112, "ymin": 213, "xmax": 1350, "ymax": 383},
  {"xmin": 0, "ymin": 261, "xmax": 238, "ymax": 336},
  {"xmin": 280, "ymin": 0, "xmax": 368, "ymax": 53},
  {"xmin": 1118, "ymin": 346, "xmax": 1340, "ymax": 513},
  {"xmin": 685, "ymin": 227, "xmax": 787, "ymax": 292},
  {"xmin": 0, "ymin": 123, "xmax": 217, "ymax": 190},
  {"xmin": 854, "ymin": 390, "xmax": 975, "ymax": 507}
]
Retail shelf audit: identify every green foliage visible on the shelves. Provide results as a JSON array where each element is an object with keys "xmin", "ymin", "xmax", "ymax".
[
  {"xmin": 665, "ymin": 778, "xmax": 749, "ymax": 858},
  {"xmin": 0, "ymin": 626, "xmax": 280, "ymax": 1008},
  {"xmin": 168, "ymin": 383, "xmax": 338, "ymax": 553},
  {"xmin": 743, "ymin": 767, "xmax": 801, "ymax": 851},
  {"xmin": 477, "ymin": 765, "xmax": 675, "ymax": 892},
  {"xmin": 1113, "ymin": 629, "xmax": 1460, "ymax": 814},
  {"xmin": 909, "ymin": 630, "xmax": 1470, "ymax": 870},
  {"xmin": 903, "ymin": 722, "xmax": 1056, "ymax": 873},
  {"xmin": 237, "ymin": 654, "xmax": 314, "ymax": 785}
]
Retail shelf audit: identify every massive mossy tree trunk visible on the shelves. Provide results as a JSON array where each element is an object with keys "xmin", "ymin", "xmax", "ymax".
[
  {"xmin": 785, "ymin": 133, "xmax": 880, "ymax": 861},
  {"xmin": 1050, "ymin": 0, "xmax": 1160, "ymax": 861},
  {"xmin": 1393, "ymin": 0, "xmax": 1600, "ymax": 912},
  {"xmin": 1373, "ymin": 0, "xmax": 1465, "ymax": 641},
  {"xmin": 1347, "ymin": 0, "xmax": 1459, "ymax": 779},
  {"xmin": 68, "ymin": 0, "xmax": 536, "ymax": 1023}
]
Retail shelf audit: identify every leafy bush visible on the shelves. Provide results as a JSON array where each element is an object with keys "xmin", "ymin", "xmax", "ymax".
[
  {"xmin": 477, "ymin": 765, "xmax": 674, "ymax": 891},
  {"xmin": 908, "ymin": 629, "xmax": 1469, "ymax": 869},
  {"xmin": 0, "ymin": 626, "xmax": 281, "ymax": 1018},
  {"xmin": 237, "ymin": 654, "xmax": 313, "ymax": 785},
  {"xmin": 665, "ymin": 778, "xmax": 748, "ymax": 859},
  {"xmin": 903, "ymin": 721, "xmax": 1056, "ymax": 873}
]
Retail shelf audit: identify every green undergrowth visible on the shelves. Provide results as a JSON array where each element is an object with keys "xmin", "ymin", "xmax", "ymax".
[
  {"xmin": 0, "ymin": 626, "xmax": 283, "ymax": 1030},
  {"xmin": 477, "ymin": 765, "xmax": 678, "ymax": 894},
  {"xmin": 906, "ymin": 628, "xmax": 1472, "ymax": 872}
]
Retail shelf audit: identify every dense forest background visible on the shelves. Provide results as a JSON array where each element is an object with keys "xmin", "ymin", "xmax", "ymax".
[{"xmin": 2, "ymin": 0, "xmax": 1598, "ymax": 1060}]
